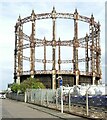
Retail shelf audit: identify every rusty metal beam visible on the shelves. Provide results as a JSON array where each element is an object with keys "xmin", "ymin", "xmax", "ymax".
[
  {"xmin": 52, "ymin": 10, "xmax": 56, "ymax": 70},
  {"xmin": 17, "ymin": 17, "xmax": 23, "ymax": 75},
  {"xmin": 96, "ymin": 22, "xmax": 101, "ymax": 75},
  {"xmin": 90, "ymin": 14, "xmax": 95, "ymax": 73},
  {"xmin": 51, "ymin": 7, "xmax": 57, "ymax": 89},
  {"xmin": 22, "ymin": 55, "xmax": 91, "ymax": 64},
  {"xmin": 73, "ymin": 9, "xmax": 79, "ymax": 72},
  {"xmin": 30, "ymin": 10, "xmax": 36, "ymax": 77},
  {"xmin": 85, "ymin": 33, "xmax": 89, "ymax": 73},
  {"xmin": 20, "ymin": 37, "xmax": 93, "ymax": 49},
  {"xmin": 14, "ymin": 24, "xmax": 18, "ymax": 82},
  {"xmin": 16, "ymin": 11, "xmax": 97, "ymax": 26}
]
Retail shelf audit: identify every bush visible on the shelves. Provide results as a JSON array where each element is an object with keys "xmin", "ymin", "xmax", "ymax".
[
  {"xmin": 11, "ymin": 83, "xmax": 20, "ymax": 93},
  {"xmin": 11, "ymin": 78, "xmax": 46, "ymax": 93},
  {"xmin": 20, "ymin": 77, "xmax": 46, "ymax": 93}
]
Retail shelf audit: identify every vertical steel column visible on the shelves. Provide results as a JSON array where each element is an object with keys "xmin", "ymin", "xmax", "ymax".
[
  {"xmin": 85, "ymin": 33, "xmax": 89, "ymax": 73},
  {"xmin": 17, "ymin": 25, "xmax": 21, "ymax": 84},
  {"xmin": 73, "ymin": 9, "xmax": 79, "ymax": 72},
  {"xmin": 51, "ymin": 7, "xmax": 56, "ymax": 89},
  {"xmin": 44, "ymin": 37, "xmax": 46, "ymax": 70},
  {"xmin": 14, "ymin": 24, "xmax": 18, "ymax": 83},
  {"xmin": 73, "ymin": 39, "xmax": 76, "ymax": 71},
  {"xmin": 58, "ymin": 38, "xmax": 61, "ymax": 71},
  {"xmin": 90, "ymin": 14, "xmax": 96, "ymax": 85},
  {"xmin": 73, "ymin": 9, "xmax": 79, "ymax": 85},
  {"xmin": 17, "ymin": 15, "xmax": 23, "ymax": 84},
  {"xmin": 90, "ymin": 14, "xmax": 95, "ymax": 73},
  {"xmin": 20, "ymin": 25, "xmax": 23, "ymax": 74},
  {"xmin": 30, "ymin": 10, "xmax": 36, "ymax": 78},
  {"xmin": 97, "ymin": 22, "xmax": 101, "ymax": 75},
  {"xmin": 97, "ymin": 22, "xmax": 102, "ymax": 82},
  {"xmin": 95, "ymin": 26, "xmax": 98, "ymax": 74}
]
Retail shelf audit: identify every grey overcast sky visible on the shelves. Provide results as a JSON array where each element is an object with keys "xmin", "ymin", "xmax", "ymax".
[{"xmin": 0, "ymin": 0, "xmax": 106, "ymax": 90}]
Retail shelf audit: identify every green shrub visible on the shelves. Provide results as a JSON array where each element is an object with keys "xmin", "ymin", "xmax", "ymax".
[
  {"xmin": 20, "ymin": 77, "xmax": 46, "ymax": 93},
  {"xmin": 11, "ymin": 83, "xmax": 20, "ymax": 93}
]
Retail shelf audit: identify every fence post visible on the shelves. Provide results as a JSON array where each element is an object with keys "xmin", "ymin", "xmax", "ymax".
[
  {"xmin": 69, "ymin": 87, "xmax": 73, "ymax": 112},
  {"xmin": 86, "ymin": 86, "xmax": 91, "ymax": 116},
  {"xmin": 57, "ymin": 76, "xmax": 63, "ymax": 113},
  {"xmin": 61, "ymin": 85, "xmax": 63, "ymax": 113},
  {"xmin": 56, "ymin": 88, "xmax": 58, "ymax": 109},
  {"xmin": 46, "ymin": 89, "xmax": 48, "ymax": 106},
  {"xmin": 16, "ymin": 92, "xmax": 18, "ymax": 101},
  {"xmin": 34, "ymin": 93, "xmax": 35, "ymax": 104},
  {"xmin": 31, "ymin": 89, "xmax": 33, "ymax": 103},
  {"xmin": 28, "ymin": 90, "xmax": 31, "ymax": 103},
  {"xmin": 24, "ymin": 91, "xmax": 27, "ymax": 103},
  {"xmin": 41, "ymin": 89, "xmax": 42, "ymax": 105},
  {"xmin": 86, "ymin": 91, "xmax": 89, "ymax": 116},
  {"xmin": 28, "ymin": 91, "xmax": 30, "ymax": 102},
  {"xmin": 69, "ymin": 91, "xmax": 71, "ymax": 112}
]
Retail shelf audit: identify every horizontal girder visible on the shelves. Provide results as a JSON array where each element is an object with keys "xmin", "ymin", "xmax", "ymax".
[
  {"xmin": 22, "ymin": 56, "xmax": 91, "ymax": 63},
  {"xmin": 19, "ymin": 70, "xmax": 94, "ymax": 77},
  {"xmin": 15, "ymin": 12, "xmax": 98, "ymax": 27}
]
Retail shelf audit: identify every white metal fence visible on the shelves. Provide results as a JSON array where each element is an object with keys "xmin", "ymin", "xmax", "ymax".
[
  {"xmin": 7, "ymin": 88, "xmax": 106, "ymax": 119},
  {"xmin": 25, "ymin": 88, "xmax": 106, "ymax": 119},
  {"xmin": 26, "ymin": 89, "xmax": 57, "ymax": 107}
]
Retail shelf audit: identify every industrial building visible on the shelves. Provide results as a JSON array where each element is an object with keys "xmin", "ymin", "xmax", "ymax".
[{"xmin": 14, "ymin": 7, "xmax": 102, "ymax": 89}]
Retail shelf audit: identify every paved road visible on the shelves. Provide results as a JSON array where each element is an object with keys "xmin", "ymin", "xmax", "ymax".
[{"xmin": 1, "ymin": 99, "xmax": 88, "ymax": 119}]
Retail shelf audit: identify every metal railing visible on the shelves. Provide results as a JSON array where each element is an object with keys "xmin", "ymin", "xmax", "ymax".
[
  {"xmin": 7, "ymin": 88, "xmax": 106, "ymax": 119},
  {"xmin": 25, "ymin": 88, "xmax": 106, "ymax": 119}
]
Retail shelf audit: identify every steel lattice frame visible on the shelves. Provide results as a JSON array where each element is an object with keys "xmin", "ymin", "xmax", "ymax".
[{"xmin": 14, "ymin": 7, "xmax": 101, "ymax": 89}]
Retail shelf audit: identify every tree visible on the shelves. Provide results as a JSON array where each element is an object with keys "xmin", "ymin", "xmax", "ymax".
[
  {"xmin": 20, "ymin": 77, "xmax": 46, "ymax": 93},
  {"xmin": 11, "ymin": 78, "xmax": 46, "ymax": 93},
  {"xmin": 11, "ymin": 83, "xmax": 20, "ymax": 93}
]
